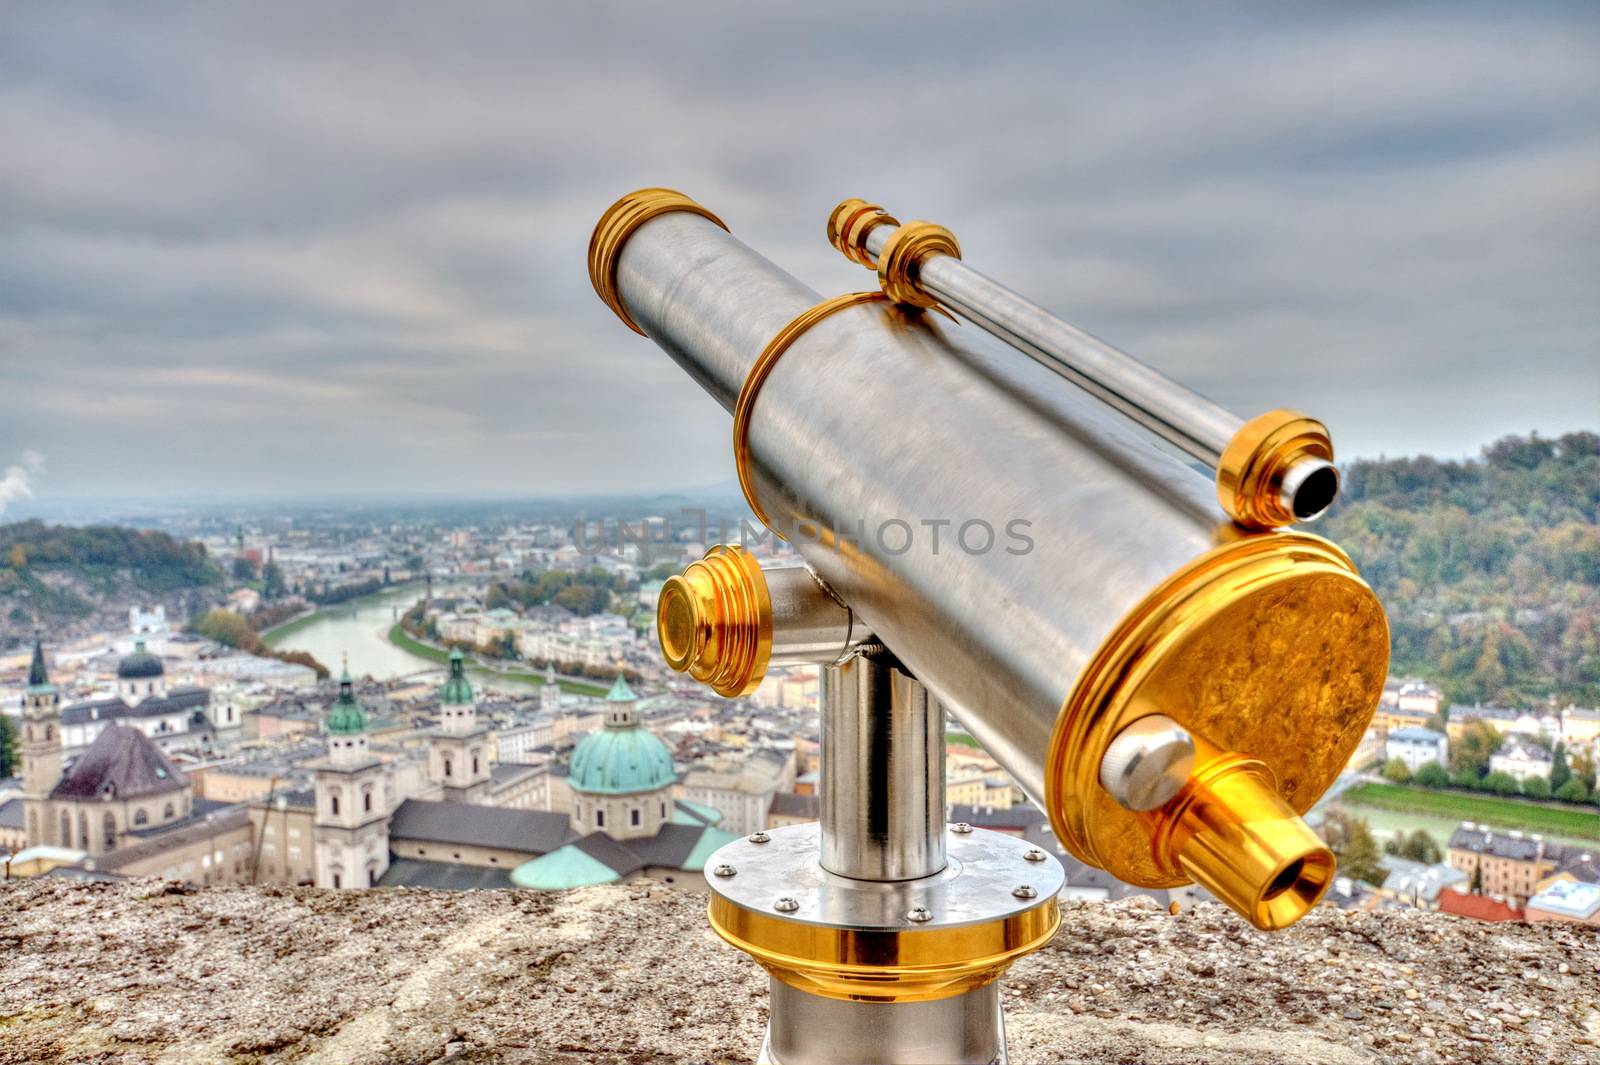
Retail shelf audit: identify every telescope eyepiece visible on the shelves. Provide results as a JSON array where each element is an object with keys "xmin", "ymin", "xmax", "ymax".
[{"xmin": 1281, "ymin": 457, "xmax": 1340, "ymax": 523}]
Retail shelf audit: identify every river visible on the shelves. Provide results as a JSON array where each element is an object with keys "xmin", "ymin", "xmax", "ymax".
[
  {"xmin": 262, "ymin": 585, "xmax": 435, "ymax": 680},
  {"xmin": 262, "ymin": 584, "xmax": 562, "ymax": 696}
]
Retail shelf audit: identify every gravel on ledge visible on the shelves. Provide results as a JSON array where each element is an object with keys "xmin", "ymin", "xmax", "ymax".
[{"xmin": 1, "ymin": 879, "xmax": 1597, "ymax": 1063}]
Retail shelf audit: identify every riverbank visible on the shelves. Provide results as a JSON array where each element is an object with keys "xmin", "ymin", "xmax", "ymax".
[
  {"xmin": 1343, "ymin": 781, "xmax": 1600, "ymax": 841},
  {"xmin": 385, "ymin": 622, "xmax": 607, "ymax": 696},
  {"xmin": 259, "ymin": 582, "xmax": 425, "ymax": 647}
]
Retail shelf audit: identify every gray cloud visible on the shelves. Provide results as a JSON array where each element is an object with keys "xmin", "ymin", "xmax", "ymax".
[{"xmin": 1, "ymin": 2, "xmax": 1596, "ymax": 500}]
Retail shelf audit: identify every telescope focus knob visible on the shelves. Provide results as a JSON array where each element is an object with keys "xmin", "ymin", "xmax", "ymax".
[{"xmin": 1097, "ymin": 715, "xmax": 1196, "ymax": 812}]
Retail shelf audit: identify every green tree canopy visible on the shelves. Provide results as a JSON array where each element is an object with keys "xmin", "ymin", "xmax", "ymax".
[
  {"xmin": 1382, "ymin": 757, "xmax": 1414, "ymax": 784},
  {"xmin": 1318, "ymin": 809, "xmax": 1385, "ymax": 885},
  {"xmin": 1415, "ymin": 761, "xmax": 1451, "ymax": 788}
]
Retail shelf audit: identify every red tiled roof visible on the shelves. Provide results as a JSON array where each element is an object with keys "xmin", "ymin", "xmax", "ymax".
[{"xmin": 1438, "ymin": 887, "xmax": 1524, "ymax": 922}]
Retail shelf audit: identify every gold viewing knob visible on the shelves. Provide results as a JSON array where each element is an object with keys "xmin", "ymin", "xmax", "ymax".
[{"xmin": 657, "ymin": 545, "xmax": 773, "ymax": 698}]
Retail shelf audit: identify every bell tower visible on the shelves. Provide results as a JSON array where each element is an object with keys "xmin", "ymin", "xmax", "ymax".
[
  {"xmin": 312, "ymin": 657, "xmax": 391, "ymax": 889},
  {"xmin": 427, "ymin": 648, "xmax": 491, "ymax": 803},
  {"xmin": 20, "ymin": 636, "xmax": 62, "ymax": 847}
]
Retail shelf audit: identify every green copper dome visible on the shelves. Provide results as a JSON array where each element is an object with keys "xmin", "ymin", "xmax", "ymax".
[
  {"xmin": 569, "ymin": 727, "xmax": 675, "ymax": 794},
  {"xmin": 327, "ymin": 661, "xmax": 367, "ymax": 735},
  {"xmin": 606, "ymin": 673, "xmax": 636, "ymax": 702},
  {"xmin": 440, "ymin": 647, "xmax": 473, "ymax": 705}
]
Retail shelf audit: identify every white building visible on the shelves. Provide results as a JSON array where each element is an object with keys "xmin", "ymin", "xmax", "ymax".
[
  {"xmin": 1489, "ymin": 737, "xmax": 1554, "ymax": 784},
  {"xmin": 678, "ymin": 749, "xmax": 795, "ymax": 836},
  {"xmin": 495, "ymin": 717, "xmax": 555, "ymax": 765},
  {"xmin": 1385, "ymin": 727, "xmax": 1449, "ymax": 774},
  {"xmin": 1396, "ymin": 682, "xmax": 1442, "ymax": 717}
]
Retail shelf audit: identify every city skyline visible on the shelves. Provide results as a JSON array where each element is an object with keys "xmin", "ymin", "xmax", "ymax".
[{"xmin": 3, "ymin": 2, "xmax": 1597, "ymax": 502}]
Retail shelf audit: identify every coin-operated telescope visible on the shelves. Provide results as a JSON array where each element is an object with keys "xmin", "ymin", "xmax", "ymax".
[{"xmin": 589, "ymin": 189, "xmax": 1388, "ymax": 1064}]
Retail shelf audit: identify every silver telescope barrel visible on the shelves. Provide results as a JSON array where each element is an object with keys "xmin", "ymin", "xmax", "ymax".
[
  {"xmin": 827, "ymin": 200, "xmax": 1341, "ymax": 530},
  {"xmin": 590, "ymin": 189, "xmax": 1387, "ymax": 931}
]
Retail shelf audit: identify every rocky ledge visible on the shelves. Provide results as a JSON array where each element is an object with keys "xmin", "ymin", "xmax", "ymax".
[{"xmin": 1, "ymin": 879, "xmax": 1597, "ymax": 1063}]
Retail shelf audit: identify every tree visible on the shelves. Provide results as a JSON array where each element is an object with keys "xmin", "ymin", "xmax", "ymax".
[
  {"xmin": 231, "ymin": 556, "xmax": 259, "ymax": 582},
  {"xmin": 1573, "ymin": 749, "xmax": 1597, "ymax": 792},
  {"xmin": 1483, "ymin": 771, "xmax": 1519, "ymax": 796},
  {"xmin": 1383, "ymin": 829, "xmax": 1441, "ymax": 865},
  {"xmin": 1522, "ymin": 775, "xmax": 1551, "ymax": 800},
  {"xmin": 1451, "ymin": 720, "xmax": 1504, "ymax": 776},
  {"xmin": 0, "ymin": 714, "xmax": 17, "ymax": 778},
  {"xmin": 1550, "ymin": 743, "xmax": 1572, "ymax": 792},
  {"xmin": 191, "ymin": 608, "xmax": 261, "ymax": 653},
  {"xmin": 262, "ymin": 560, "xmax": 287, "ymax": 601},
  {"xmin": 1414, "ymin": 761, "xmax": 1451, "ymax": 788},
  {"xmin": 1381, "ymin": 757, "xmax": 1413, "ymax": 784},
  {"xmin": 1554, "ymin": 778, "xmax": 1590, "ymax": 803},
  {"xmin": 1318, "ymin": 809, "xmax": 1385, "ymax": 885}
]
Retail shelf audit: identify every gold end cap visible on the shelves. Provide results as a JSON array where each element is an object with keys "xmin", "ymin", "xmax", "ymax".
[
  {"xmin": 826, "ymin": 198, "xmax": 899, "ymax": 268},
  {"xmin": 1217, "ymin": 409, "xmax": 1338, "ymax": 529},
  {"xmin": 589, "ymin": 188, "xmax": 727, "ymax": 335},
  {"xmin": 1045, "ymin": 530, "xmax": 1388, "ymax": 921},
  {"xmin": 655, "ymin": 545, "xmax": 772, "ymax": 698},
  {"xmin": 876, "ymin": 220, "xmax": 961, "ymax": 309}
]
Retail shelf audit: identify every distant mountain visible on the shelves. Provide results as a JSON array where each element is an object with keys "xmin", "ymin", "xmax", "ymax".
[
  {"xmin": 1320, "ymin": 431, "xmax": 1600, "ymax": 708},
  {"xmin": 0, "ymin": 520, "xmax": 222, "ymax": 646}
]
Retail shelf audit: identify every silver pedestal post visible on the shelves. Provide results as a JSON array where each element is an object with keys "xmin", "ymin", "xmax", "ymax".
[{"xmin": 756, "ymin": 651, "xmax": 1007, "ymax": 1065}]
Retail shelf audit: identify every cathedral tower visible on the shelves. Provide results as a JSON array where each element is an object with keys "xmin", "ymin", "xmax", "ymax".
[
  {"xmin": 427, "ymin": 648, "xmax": 491, "ymax": 803},
  {"xmin": 20, "ymin": 636, "xmax": 62, "ymax": 847},
  {"xmin": 312, "ymin": 659, "xmax": 391, "ymax": 889}
]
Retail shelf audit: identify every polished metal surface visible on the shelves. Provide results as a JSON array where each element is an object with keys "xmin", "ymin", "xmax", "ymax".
[
  {"xmin": 764, "ymin": 978, "xmax": 1005, "ymax": 1065},
  {"xmin": 612, "ymin": 209, "xmax": 1227, "ymax": 810},
  {"xmin": 706, "ymin": 822, "xmax": 1065, "ymax": 931},
  {"xmin": 766, "ymin": 562, "xmax": 874, "ymax": 667},
  {"xmin": 1097, "ymin": 714, "xmax": 1196, "ymax": 812},
  {"xmin": 616, "ymin": 211, "xmax": 816, "ymax": 412},
  {"xmin": 858, "ymin": 222, "xmax": 1239, "ymax": 467},
  {"xmin": 820, "ymin": 653, "xmax": 945, "ymax": 881}
]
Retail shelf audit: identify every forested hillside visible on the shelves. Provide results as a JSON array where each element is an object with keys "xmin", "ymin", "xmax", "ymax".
[
  {"xmin": 1321, "ymin": 431, "xmax": 1600, "ymax": 708},
  {"xmin": 0, "ymin": 520, "xmax": 222, "ymax": 641}
]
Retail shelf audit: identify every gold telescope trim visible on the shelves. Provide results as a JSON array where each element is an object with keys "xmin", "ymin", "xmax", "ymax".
[
  {"xmin": 734, "ymin": 291, "xmax": 889, "ymax": 534},
  {"xmin": 656, "ymin": 545, "xmax": 772, "ymax": 698},
  {"xmin": 588, "ymin": 188, "xmax": 727, "ymax": 335},
  {"xmin": 1150, "ymin": 751, "xmax": 1336, "ymax": 930},
  {"xmin": 1217, "ymin": 409, "xmax": 1337, "ymax": 529},
  {"xmin": 826, "ymin": 198, "xmax": 962, "ymax": 310},
  {"xmin": 826, "ymin": 198, "xmax": 899, "ymax": 268},
  {"xmin": 1044, "ymin": 530, "xmax": 1388, "ymax": 930},
  {"xmin": 876, "ymin": 221, "xmax": 962, "ymax": 310},
  {"xmin": 708, "ymin": 893, "xmax": 1061, "ymax": 1004}
]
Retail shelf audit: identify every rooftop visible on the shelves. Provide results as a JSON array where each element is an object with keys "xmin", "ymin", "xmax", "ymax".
[
  {"xmin": 387, "ymin": 798, "xmax": 573, "ymax": 855},
  {"xmin": 0, "ymin": 880, "xmax": 1596, "ymax": 1063},
  {"xmin": 50, "ymin": 725, "xmax": 187, "ymax": 802}
]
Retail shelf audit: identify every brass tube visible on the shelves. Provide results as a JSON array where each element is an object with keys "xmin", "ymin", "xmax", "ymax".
[{"xmin": 1149, "ymin": 752, "xmax": 1335, "ymax": 931}]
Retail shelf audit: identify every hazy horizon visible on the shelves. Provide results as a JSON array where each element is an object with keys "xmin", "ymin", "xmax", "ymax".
[{"xmin": 3, "ymin": 3, "xmax": 1597, "ymax": 506}]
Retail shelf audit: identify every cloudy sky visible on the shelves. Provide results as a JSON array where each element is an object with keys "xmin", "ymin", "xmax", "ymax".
[{"xmin": 1, "ymin": 2, "xmax": 1596, "ymax": 502}]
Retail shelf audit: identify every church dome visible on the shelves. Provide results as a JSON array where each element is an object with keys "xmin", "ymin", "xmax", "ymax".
[
  {"xmin": 439, "ymin": 647, "xmax": 473, "ymax": 705},
  {"xmin": 327, "ymin": 664, "xmax": 367, "ymax": 735},
  {"xmin": 569, "ymin": 728, "xmax": 676, "ymax": 794},
  {"xmin": 117, "ymin": 638, "xmax": 164, "ymax": 679},
  {"xmin": 568, "ymin": 674, "xmax": 674, "ymax": 794}
]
